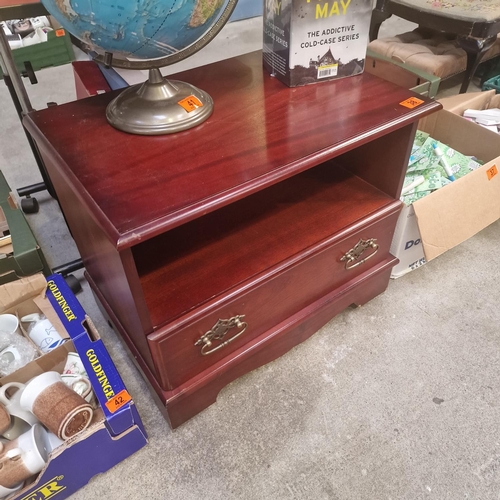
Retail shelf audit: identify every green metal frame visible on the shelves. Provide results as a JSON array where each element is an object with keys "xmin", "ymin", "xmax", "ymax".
[
  {"xmin": 366, "ymin": 48, "xmax": 441, "ymax": 98},
  {"xmin": 0, "ymin": 171, "xmax": 51, "ymax": 284},
  {"xmin": 0, "ymin": 28, "xmax": 74, "ymax": 79}
]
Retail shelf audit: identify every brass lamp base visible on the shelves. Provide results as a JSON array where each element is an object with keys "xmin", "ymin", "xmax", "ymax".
[{"xmin": 106, "ymin": 68, "xmax": 214, "ymax": 135}]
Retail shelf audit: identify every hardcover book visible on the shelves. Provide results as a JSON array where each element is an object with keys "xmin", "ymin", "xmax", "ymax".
[{"xmin": 263, "ymin": 0, "xmax": 373, "ymax": 87}]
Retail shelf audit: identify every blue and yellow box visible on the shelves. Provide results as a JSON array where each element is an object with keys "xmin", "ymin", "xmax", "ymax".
[{"xmin": 0, "ymin": 273, "xmax": 147, "ymax": 499}]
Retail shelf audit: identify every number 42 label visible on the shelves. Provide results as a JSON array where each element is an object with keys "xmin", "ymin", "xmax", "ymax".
[{"xmin": 105, "ymin": 389, "xmax": 132, "ymax": 413}]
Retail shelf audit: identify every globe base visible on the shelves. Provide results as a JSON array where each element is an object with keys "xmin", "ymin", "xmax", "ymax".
[{"xmin": 106, "ymin": 69, "xmax": 214, "ymax": 135}]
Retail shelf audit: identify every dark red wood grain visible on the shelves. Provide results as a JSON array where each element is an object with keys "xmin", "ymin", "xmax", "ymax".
[
  {"xmin": 148, "ymin": 205, "xmax": 400, "ymax": 390},
  {"xmin": 37, "ymin": 148, "xmax": 156, "ymax": 372},
  {"xmin": 72, "ymin": 61, "xmax": 111, "ymax": 99},
  {"xmin": 135, "ymin": 164, "xmax": 395, "ymax": 329},
  {"xmin": 89, "ymin": 255, "xmax": 396, "ymax": 428},
  {"xmin": 24, "ymin": 51, "xmax": 440, "ymax": 248},
  {"xmin": 26, "ymin": 51, "xmax": 441, "ymax": 427}
]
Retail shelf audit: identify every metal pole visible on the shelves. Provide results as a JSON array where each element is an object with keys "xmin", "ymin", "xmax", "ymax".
[
  {"xmin": 0, "ymin": 27, "xmax": 60, "ymax": 198},
  {"xmin": 0, "ymin": 27, "xmax": 33, "ymax": 113}
]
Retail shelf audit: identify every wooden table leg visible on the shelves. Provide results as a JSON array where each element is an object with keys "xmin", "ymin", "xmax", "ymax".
[
  {"xmin": 457, "ymin": 35, "xmax": 497, "ymax": 93},
  {"xmin": 370, "ymin": 0, "xmax": 393, "ymax": 41}
]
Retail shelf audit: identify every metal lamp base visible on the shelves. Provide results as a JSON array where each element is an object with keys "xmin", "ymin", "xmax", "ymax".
[{"xmin": 106, "ymin": 68, "xmax": 214, "ymax": 135}]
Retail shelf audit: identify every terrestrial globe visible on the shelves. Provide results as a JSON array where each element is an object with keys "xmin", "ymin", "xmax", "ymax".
[{"xmin": 40, "ymin": 0, "xmax": 239, "ymax": 135}]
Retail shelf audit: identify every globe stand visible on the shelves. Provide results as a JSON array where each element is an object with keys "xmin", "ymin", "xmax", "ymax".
[
  {"xmin": 80, "ymin": 0, "xmax": 239, "ymax": 135},
  {"xmin": 106, "ymin": 68, "xmax": 214, "ymax": 135}
]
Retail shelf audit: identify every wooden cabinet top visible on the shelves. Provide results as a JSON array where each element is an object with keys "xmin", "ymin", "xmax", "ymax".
[{"xmin": 24, "ymin": 51, "xmax": 440, "ymax": 249}]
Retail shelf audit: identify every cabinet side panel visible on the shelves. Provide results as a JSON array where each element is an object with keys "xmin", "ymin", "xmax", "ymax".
[
  {"xmin": 339, "ymin": 123, "xmax": 418, "ymax": 199},
  {"xmin": 38, "ymin": 151, "xmax": 156, "ymax": 373}
]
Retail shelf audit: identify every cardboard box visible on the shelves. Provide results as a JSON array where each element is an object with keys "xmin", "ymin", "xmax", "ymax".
[
  {"xmin": 439, "ymin": 89, "xmax": 500, "ymax": 116},
  {"xmin": 0, "ymin": 171, "xmax": 51, "ymax": 285},
  {"xmin": 263, "ymin": 0, "xmax": 372, "ymax": 87},
  {"xmin": 0, "ymin": 274, "xmax": 147, "ymax": 499},
  {"xmin": 391, "ymin": 108, "xmax": 500, "ymax": 278}
]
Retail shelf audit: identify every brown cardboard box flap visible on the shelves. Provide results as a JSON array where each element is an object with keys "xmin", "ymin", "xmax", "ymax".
[
  {"xmin": 439, "ymin": 90, "xmax": 497, "ymax": 115},
  {"xmin": 418, "ymin": 109, "xmax": 500, "ymax": 161},
  {"xmin": 413, "ymin": 159, "xmax": 500, "ymax": 261},
  {"xmin": 439, "ymin": 90, "xmax": 500, "ymax": 116},
  {"xmin": 415, "ymin": 108, "xmax": 500, "ymax": 261},
  {"xmin": 0, "ymin": 274, "xmax": 46, "ymax": 311}
]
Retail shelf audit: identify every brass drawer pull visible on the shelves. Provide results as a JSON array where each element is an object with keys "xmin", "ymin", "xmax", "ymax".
[
  {"xmin": 340, "ymin": 238, "xmax": 379, "ymax": 270},
  {"xmin": 195, "ymin": 315, "xmax": 248, "ymax": 356}
]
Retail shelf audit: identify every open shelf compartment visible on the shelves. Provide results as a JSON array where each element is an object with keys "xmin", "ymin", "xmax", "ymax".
[{"xmin": 132, "ymin": 162, "xmax": 397, "ymax": 330}]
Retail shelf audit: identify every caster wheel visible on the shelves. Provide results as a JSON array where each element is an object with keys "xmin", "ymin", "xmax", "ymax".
[
  {"xmin": 65, "ymin": 274, "xmax": 82, "ymax": 294},
  {"xmin": 21, "ymin": 197, "xmax": 39, "ymax": 214}
]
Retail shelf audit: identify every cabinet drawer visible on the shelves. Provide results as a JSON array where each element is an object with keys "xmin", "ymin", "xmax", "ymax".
[{"xmin": 148, "ymin": 206, "xmax": 400, "ymax": 390}]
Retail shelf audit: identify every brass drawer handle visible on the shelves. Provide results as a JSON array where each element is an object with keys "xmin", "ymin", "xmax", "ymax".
[
  {"xmin": 195, "ymin": 315, "xmax": 248, "ymax": 356},
  {"xmin": 340, "ymin": 238, "xmax": 379, "ymax": 270}
]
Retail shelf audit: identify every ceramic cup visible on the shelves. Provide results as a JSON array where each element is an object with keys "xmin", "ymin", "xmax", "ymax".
[
  {"xmin": 45, "ymin": 433, "xmax": 64, "ymax": 454},
  {"xmin": 0, "ymin": 405, "xmax": 10, "ymax": 436},
  {"xmin": 62, "ymin": 352, "xmax": 87, "ymax": 377},
  {"xmin": 0, "ymin": 315, "xmax": 20, "ymax": 337},
  {"xmin": 20, "ymin": 314, "xmax": 65, "ymax": 354},
  {"xmin": 20, "ymin": 372, "xmax": 93, "ymax": 440},
  {"xmin": 60, "ymin": 375, "xmax": 93, "ymax": 404},
  {"xmin": 0, "ymin": 424, "xmax": 49, "ymax": 489},
  {"xmin": 0, "ymin": 383, "xmax": 39, "ymax": 441},
  {"xmin": 0, "ymin": 480, "xmax": 23, "ymax": 499},
  {"xmin": 0, "ymin": 345, "xmax": 22, "ymax": 367}
]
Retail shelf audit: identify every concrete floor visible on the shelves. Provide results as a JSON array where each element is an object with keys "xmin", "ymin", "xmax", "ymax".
[{"xmin": 1, "ymin": 15, "xmax": 499, "ymax": 500}]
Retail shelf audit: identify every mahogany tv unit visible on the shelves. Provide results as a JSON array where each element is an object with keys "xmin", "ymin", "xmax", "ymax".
[{"xmin": 25, "ymin": 51, "xmax": 440, "ymax": 428}]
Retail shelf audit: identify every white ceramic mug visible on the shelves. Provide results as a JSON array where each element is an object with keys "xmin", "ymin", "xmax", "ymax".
[
  {"xmin": 45, "ymin": 432, "xmax": 64, "ymax": 454},
  {"xmin": 63, "ymin": 352, "xmax": 87, "ymax": 377},
  {"xmin": 0, "ymin": 345, "xmax": 22, "ymax": 365},
  {"xmin": 0, "ymin": 424, "xmax": 49, "ymax": 488},
  {"xmin": 0, "ymin": 480, "xmax": 24, "ymax": 499},
  {"xmin": 0, "ymin": 404, "xmax": 10, "ymax": 436},
  {"xmin": 0, "ymin": 340, "xmax": 37, "ymax": 378},
  {"xmin": 20, "ymin": 372, "xmax": 93, "ymax": 440},
  {"xmin": 0, "ymin": 437, "xmax": 24, "ymax": 498},
  {"xmin": 21, "ymin": 314, "xmax": 65, "ymax": 354},
  {"xmin": 0, "ymin": 382, "xmax": 40, "ymax": 440},
  {"xmin": 61, "ymin": 375, "xmax": 93, "ymax": 402},
  {"xmin": 0, "ymin": 315, "xmax": 20, "ymax": 336}
]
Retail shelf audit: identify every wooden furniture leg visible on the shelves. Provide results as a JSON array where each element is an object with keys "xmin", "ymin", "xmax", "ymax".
[
  {"xmin": 370, "ymin": 0, "xmax": 392, "ymax": 41},
  {"xmin": 457, "ymin": 36, "xmax": 497, "ymax": 93}
]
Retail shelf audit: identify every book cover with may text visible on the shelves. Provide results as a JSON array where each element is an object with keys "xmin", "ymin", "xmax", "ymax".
[{"xmin": 263, "ymin": 0, "xmax": 373, "ymax": 87}]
